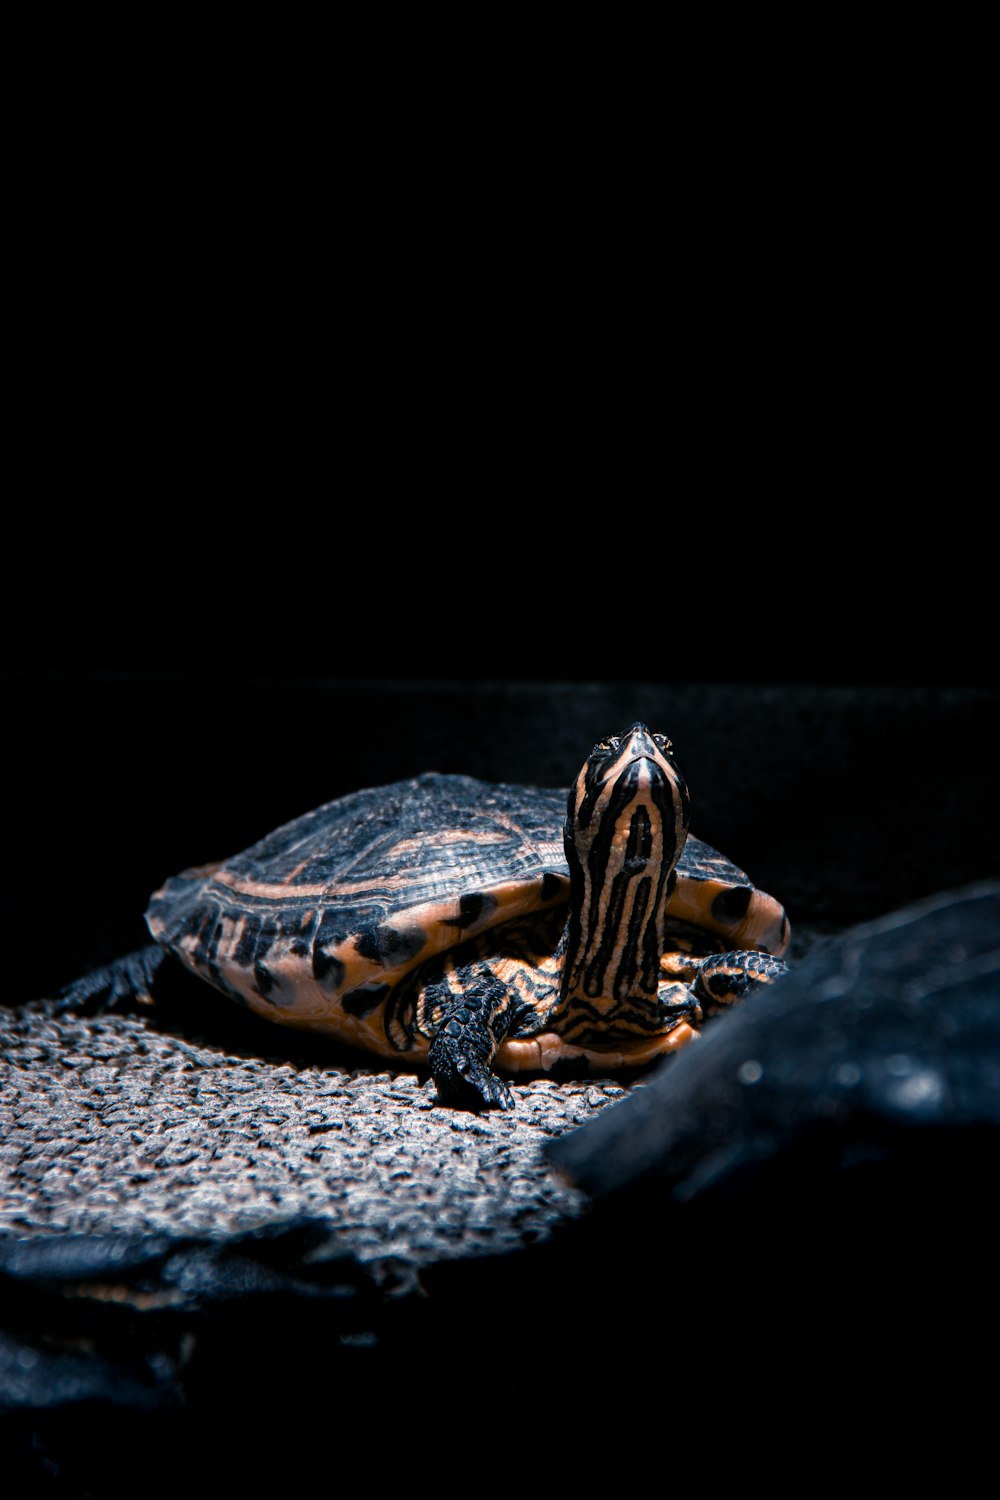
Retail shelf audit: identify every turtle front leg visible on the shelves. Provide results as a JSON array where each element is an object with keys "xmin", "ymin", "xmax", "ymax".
[{"xmin": 426, "ymin": 965, "xmax": 519, "ymax": 1111}]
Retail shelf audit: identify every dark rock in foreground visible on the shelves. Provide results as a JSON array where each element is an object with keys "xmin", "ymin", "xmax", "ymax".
[
  {"xmin": 542, "ymin": 882, "xmax": 1000, "ymax": 1356},
  {"xmin": 549, "ymin": 881, "xmax": 1000, "ymax": 1198}
]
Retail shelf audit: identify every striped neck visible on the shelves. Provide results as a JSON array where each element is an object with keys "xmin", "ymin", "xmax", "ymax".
[{"xmin": 555, "ymin": 724, "xmax": 689, "ymax": 1038}]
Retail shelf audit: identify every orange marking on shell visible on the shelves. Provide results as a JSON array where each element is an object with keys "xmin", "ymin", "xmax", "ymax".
[
  {"xmin": 496, "ymin": 1021, "xmax": 699, "ymax": 1074},
  {"xmin": 212, "ymin": 869, "xmax": 330, "ymax": 900},
  {"xmin": 389, "ymin": 829, "xmax": 510, "ymax": 855},
  {"xmin": 670, "ymin": 880, "xmax": 789, "ymax": 956}
]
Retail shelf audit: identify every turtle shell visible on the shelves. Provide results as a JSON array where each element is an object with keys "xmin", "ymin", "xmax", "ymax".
[{"xmin": 146, "ymin": 772, "xmax": 789, "ymax": 1065}]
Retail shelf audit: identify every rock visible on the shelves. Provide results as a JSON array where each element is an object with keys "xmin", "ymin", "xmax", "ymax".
[
  {"xmin": 539, "ymin": 882, "xmax": 1000, "ymax": 1380},
  {"xmin": 547, "ymin": 882, "xmax": 1000, "ymax": 1201},
  {"xmin": 0, "ymin": 981, "xmax": 625, "ymax": 1485}
]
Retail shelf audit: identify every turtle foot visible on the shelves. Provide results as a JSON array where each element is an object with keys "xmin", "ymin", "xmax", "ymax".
[
  {"xmin": 429, "ymin": 1036, "xmax": 515, "ymax": 1112},
  {"xmin": 54, "ymin": 945, "xmax": 170, "ymax": 1015},
  {"xmin": 426, "ymin": 980, "xmax": 517, "ymax": 1111}
]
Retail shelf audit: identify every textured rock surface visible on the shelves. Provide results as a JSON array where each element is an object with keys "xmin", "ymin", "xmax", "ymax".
[
  {"xmin": 0, "ymin": 983, "xmax": 639, "ymax": 1488},
  {"xmin": 0, "ymin": 989, "xmax": 625, "ymax": 1268}
]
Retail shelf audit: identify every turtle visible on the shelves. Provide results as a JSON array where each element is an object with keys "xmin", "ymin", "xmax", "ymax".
[{"xmin": 64, "ymin": 724, "xmax": 790, "ymax": 1110}]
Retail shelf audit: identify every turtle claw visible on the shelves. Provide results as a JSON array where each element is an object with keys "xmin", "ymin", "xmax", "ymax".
[
  {"xmin": 473, "ymin": 1068, "xmax": 515, "ymax": 1112},
  {"xmin": 429, "ymin": 1037, "xmax": 514, "ymax": 1112},
  {"xmin": 459, "ymin": 1067, "xmax": 515, "ymax": 1112},
  {"xmin": 54, "ymin": 945, "xmax": 170, "ymax": 1015}
]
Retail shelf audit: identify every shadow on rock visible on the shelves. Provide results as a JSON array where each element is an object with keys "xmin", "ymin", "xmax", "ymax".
[{"xmin": 539, "ymin": 883, "xmax": 1000, "ymax": 1366}]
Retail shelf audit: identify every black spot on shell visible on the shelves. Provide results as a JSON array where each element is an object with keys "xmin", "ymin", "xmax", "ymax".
[
  {"xmin": 712, "ymin": 885, "xmax": 753, "ymax": 923},
  {"xmin": 244, "ymin": 917, "xmax": 280, "ymax": 994},
  {"xmin": 353, "ymin": 921, "xmax": 424, "ymax": 965},
  {"xmin": 354, "ymin": 923, "xmax": 381, "ymax": 961},
  {"xmin": 313, "ymin": 949, "xmax": 345, "ymax": 992},
  {"xmin": 257, "ymin": 916, "xmax": 279, "ymax": 958},
  {"xmin": 443, "ymin": 892, "xmax": 498, "ymax": 930},
  {"xmin": 190, "ymin": 906, "xmax": 224, "ymax": 969},
  {"xmin": 234, "ymin": 915, "xmax": 260, "ymax": 968},
  {"xmin": 376, "ymin": 924, "xmax": 425, "ymax": 963},
  {"xmin": 313, "ymin": 911, "xmax": 350, "ymax": 991},
  {"xmin": 541, "ymin": 872, "xmax": 563, "ymax": 901},
  {"xmin": 281, "ymin": 906, "xmax": 316, "ymax": 958},
  {"xmin": 343, "ymin": 983, "xmax": 391, "ymax": 1017}
]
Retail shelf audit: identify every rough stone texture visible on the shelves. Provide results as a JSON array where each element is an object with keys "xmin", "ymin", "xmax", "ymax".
[
  {"xmin": 0, "ymin": 981, "xmax": 642, "ymax": 1490},
  {"xmin": 0, "ymin": 990, "xmax": 617, "ymax": 1266}
]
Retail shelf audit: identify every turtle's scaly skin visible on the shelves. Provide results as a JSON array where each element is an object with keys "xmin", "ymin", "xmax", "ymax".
[{"xmin": 146, "ymin": 759, "xmax": 790, "ymax": 1094}]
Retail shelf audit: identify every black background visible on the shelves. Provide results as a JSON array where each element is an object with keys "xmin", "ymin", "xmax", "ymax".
[{"xmin": 7, "ymin": 211, "xmax": 994, "ymax": 1001}]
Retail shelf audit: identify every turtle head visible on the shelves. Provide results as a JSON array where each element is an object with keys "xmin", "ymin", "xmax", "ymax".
[
  {"xmin": 569, "ymin": 725, "xmax": 688, "ymax": 843},
  {"xmin": 559, "ymin": 724, "xmax": 691, "ymax": 1022}
]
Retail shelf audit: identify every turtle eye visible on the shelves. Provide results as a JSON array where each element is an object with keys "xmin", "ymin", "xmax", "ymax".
[
  {"xmin": 653, "ymin": 732, "xmax": 671, "ymax": 750},
  {"xmin": 594, "ymin": 736, "xmax": 620, "ymax": 755}
]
